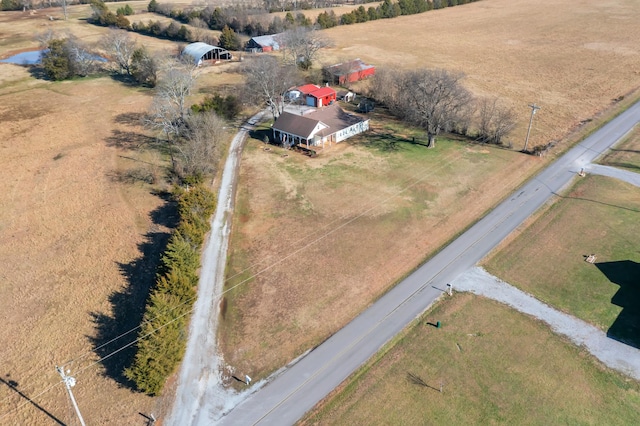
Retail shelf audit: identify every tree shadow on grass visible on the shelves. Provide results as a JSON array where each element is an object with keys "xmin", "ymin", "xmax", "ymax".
[
  {"xmin": 114, "ymin": 112, "xmax": 147, "ymax": 126},
  {"xmin": 249, "ymin": 128, "xmax": 271, "ymax": 144},
  {"xmin": 105, "ymin": 130, "xmax": 158, "ymax": 150},
  {"xmin": 109, "ymin": 72, "xmax": 139, "ymax": 87},
  {"xmin": 596, "ymin": 260, "xmax": 640, "ymax": 348},
  {"xmin": 88, "ymin": 191, "xmax": 178, "ymax": 388},
  {"xmin": 353, "ymin": 129, "xmax": 432, "ymax": 152}
]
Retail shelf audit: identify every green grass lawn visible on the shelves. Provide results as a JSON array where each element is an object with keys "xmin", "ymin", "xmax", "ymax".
[
  {"xmin": 600, "ymin": 126, "xmax": 640, "ymax": 172},
  {"xmin": 302, "ymin": 293, "xmax": 640, "ymax": 425},
  {"xmin": 484, "ymin": 175, "xmax": 640, "ymax": 347}
]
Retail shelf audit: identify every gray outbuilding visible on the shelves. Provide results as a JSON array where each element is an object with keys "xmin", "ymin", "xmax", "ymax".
[{"xmin": 182, "ymin": 42, "xmax": 232, "ymax": 66}]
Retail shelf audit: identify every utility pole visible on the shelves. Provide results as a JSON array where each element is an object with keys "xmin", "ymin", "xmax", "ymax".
[
  {"xmin": 56, "ymin": 366, "xmax": 86, "ymax": 426},
  {"xmin": 523, "ymin": 103, "xmax": 541, "ymax": 152}
]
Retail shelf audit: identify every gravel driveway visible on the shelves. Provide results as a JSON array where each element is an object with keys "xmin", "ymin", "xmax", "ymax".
[{"xmin": 453, "ymin": 267, "xmax": 640, "ymax": 380}]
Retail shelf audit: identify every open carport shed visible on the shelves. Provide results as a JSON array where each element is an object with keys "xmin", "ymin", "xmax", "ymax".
[{"xmin": 182, "ymin": 42, "xmax": 232, "ymax": 66}]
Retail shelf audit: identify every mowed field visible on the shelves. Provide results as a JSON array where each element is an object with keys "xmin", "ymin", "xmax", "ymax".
[
  {"xmin": 485, "ymin": 174, "xmax": 640, "ymax": 346},
  {"xmin": 601, "ymin": 126, "xmax": 640, "ymax": 172},
  {"xmin": 302, "ymin": 293, "xmax": 640, "ymax": 424}
]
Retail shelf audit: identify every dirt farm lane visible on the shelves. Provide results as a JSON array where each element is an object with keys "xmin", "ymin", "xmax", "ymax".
[{"xmin": 216, "ymin": 102, "xmax": 640, "ymax": 425}]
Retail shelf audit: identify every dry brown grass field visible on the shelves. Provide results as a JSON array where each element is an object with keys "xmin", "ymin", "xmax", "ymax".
[
  {"xmin": 219, "ymin": 0, "xmax": 640, "ymax": 387},
  {"xmin": 0, "ymin": 76, "xmax": 163, "ymax": 424},
  {"xmin": 1, "ymin": 0, "xmax": 640, "ymax": 423},
  {"xmin": 0, "ymin": 6, "xmax": 239, "ymax": 425},
  {"xmin": 322, "ymin": 0, "xmax": 640, "ymax": 151}
]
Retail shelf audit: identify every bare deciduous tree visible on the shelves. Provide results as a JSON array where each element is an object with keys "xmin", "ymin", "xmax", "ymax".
[
  {"xmin": 278, "ymin": 26, "xmax": 332, "ymax": 69},
  {"xmin": 400, "ymin": 68, "xmax": 473, "ymax": 148},
  {"xmin": 100, "ymin": 29, "xmax": 137, "ymax": 75},
  {"xmin": 476, "ymin": 96, "xmax": 516, "ymax": 145},
  {"xmin": 66, "ymin": 37, "xmax": 97, "ymax": 76},
  {"xmin": 368, "ymin": 67, "xmax": 404, "ymax": 111},
  {"xmin": 242, "ymin": 55, "xmax": 300, "ymax": 119},
  {"xmin": 36, "ymin": 28, "xmax": 57, "ymax": 48},
  {"xmin": 145, "ymin": 61, "xmax": 199, "ymax": 168},
  {"xmin": 175, "ymin": 111, "xmax": 227, "ymax": 178}
]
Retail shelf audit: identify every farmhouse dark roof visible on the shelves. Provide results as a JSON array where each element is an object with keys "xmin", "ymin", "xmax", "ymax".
[
  {"xmin": 272, "ymin": 112, "xmax": 325, "ymax": 139},
  {"xmin": 304, "ymin": 104, "xmax": 363, "ymax": 136}
]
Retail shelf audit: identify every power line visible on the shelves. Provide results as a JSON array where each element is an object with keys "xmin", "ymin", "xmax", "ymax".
[
  {"xmin": 1, "ymin": 143, "xmax": 468, "ymax": 420},
  {"xmin": 62, "ymin": 144, "xmax": 464, "ymax": 372}
]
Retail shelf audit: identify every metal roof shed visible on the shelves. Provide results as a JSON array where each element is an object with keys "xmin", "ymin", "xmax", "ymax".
[{"xmin": 182, "ymin": 42, "xmax": 232, "ymax": 66}]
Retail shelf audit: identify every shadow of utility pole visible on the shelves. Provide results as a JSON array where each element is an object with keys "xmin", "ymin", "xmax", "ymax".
[
  {"xmin": 406, "ymin": 372, "xmax": 440, "ymax": 392},
  {"xmin": 0, "ymin": 375, "xmax": 65, "ymax": 425}
]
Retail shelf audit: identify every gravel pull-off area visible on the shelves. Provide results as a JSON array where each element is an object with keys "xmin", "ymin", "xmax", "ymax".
[{"xmin": 453, "ymin": 267, "xmax": 640, "ymax": 381}]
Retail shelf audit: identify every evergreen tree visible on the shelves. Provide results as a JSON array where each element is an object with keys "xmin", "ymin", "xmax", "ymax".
[{"xmin": 218, "ymin": 25, "xmax": 240, "ymax": 51}]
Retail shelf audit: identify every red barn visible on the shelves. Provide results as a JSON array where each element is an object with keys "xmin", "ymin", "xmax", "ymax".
[
  {"xmin": 306, "ymin": 87, "xmax": 337, "ymax": 107},
  {"xmin": 296, "ymin": 84, "xmax": 338, "ymax": 108},
  {"xmin": 324, "ymin": 59, "xmax": 376, "ymax": 85}
]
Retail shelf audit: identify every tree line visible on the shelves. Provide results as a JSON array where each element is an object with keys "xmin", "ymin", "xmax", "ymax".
[
  {"xmin": 369, "ymin": 67, "xmax": 516, "ymax": 147},
  {"xmin": 146, "ymin": 0, "xmax": 481, "ymax": 41},
  {"xmin": 124, "ymin": 184, "xmax": 216, "ymax": 395}
]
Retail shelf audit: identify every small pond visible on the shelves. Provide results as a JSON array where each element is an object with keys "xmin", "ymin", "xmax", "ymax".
[
  {"xmin": 0, "ymin": 50, "xmax": 42, "ymax": 65},
  {"xmin": 0, "ymin": 50, "xmax": 107, "ymax": 65}
]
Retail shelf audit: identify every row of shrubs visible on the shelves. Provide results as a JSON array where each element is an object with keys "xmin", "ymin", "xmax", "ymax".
[{"xmin": 124, "ymin": 185, "xmax": 217, "ymax": 396}]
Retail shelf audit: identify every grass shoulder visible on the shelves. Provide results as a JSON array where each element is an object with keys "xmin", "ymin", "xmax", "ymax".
[
  {"xmin": 302, "ymin": 293, "xmax": 640, "ymax": 425},
  {"xmin": 484, "ymin": 175, "xmax": 640, "ymax": 346}
]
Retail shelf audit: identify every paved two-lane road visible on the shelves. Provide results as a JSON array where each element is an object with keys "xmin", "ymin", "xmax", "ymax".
[{"xmin": 218, "ymin": 101, "xmax": 640, "ymax": 425}]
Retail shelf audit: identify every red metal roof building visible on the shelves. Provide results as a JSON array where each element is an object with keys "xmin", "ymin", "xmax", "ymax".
[
  {"xmin": 306, "ymin": 86, "xmax": 337, "ymax": 108},
  {"xmin": 324, "ymin": 59, "xmax": 376, "ymax": 85}
]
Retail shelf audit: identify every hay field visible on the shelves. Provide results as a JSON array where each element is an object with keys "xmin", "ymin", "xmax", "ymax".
[
  {"xmin": 1, "ymin": 7, "xmax": 180, "ymax": 425},
  {"xmin": 322, "ymin": 0, "xmax": 640, "ymax": 151},
  {"xmin": 0, "ymin": 75, "xmax": 164, "ymax": 424}
]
